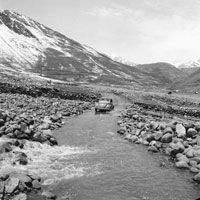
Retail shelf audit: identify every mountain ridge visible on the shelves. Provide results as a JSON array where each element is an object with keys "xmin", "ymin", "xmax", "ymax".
[{"xmin": 0, "ymin": 9, "xmax": 187, "ymax": 88}]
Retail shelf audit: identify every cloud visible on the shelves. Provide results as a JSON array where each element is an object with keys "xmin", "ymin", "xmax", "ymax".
[
  {"xmin": 0, "ymin": 0, "xmax": 3, "ymax": 11},
  {"xmin": 86, "ymin": 3, "xmax": 132, "ymax": 18}
]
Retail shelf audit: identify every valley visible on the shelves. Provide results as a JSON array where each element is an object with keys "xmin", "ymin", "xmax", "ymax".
[{"xmin": 1, "ymin": 8, "xmax": 200, "ymax": 200}]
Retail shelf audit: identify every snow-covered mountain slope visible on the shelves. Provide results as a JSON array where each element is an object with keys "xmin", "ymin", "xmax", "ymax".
[
  {"xmin": 177, "ymin": 60, "xmax": 200, "ymax": 75},
  {"xmin": 108, "ymin": 55, "xmax": 137, "ymax": 67},
  {"xmin": 0, "ymin": 10, "xmax": 186, "ymax": 87},
  {"xmin": 178, "ymin": 60, "xmax": 200, "ymax": 69}
]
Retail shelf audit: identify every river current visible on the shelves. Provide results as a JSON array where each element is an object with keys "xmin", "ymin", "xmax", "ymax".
[{"xmin": 19, "ymin": 94, "xmax": 200, "ymax": 199}]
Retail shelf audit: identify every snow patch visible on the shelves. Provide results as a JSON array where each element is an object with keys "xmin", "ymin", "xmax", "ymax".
[{"xmin": 82, "ymin": 44, "xmax": 99, "ymax": 57}]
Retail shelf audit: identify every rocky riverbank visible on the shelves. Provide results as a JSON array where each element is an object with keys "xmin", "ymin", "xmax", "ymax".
[
  {"xmin": 0, "ymin": 81, "xmax": 99, "ymax": 199},
  {"xmin": 0, "ymin": 77, "xmax": 100, "ymax": 102},
  {"xmin": 117, "ymin": 103, "xmax": 200, "ymax": 184}
]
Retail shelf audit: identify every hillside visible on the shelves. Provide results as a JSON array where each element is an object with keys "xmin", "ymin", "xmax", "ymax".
[
  {"xmin": 136, "ymin": 62, "xmax": 187, "ymax": 86},
  {"xmin": 177, "ymin": 60, "xmax": 200, "ymax": 75},
  {"xmin": 170, "ymin": 68, "xmax": 200, "ymax": 92},
  {"xmin": 0, "ymin": 10, "xmax": 187, "ymax": 88}
]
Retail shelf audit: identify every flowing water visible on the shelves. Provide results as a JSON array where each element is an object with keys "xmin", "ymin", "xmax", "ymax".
[{"xmin": 17, "ymin": 94, "xmax": 200, "ymax": 199}]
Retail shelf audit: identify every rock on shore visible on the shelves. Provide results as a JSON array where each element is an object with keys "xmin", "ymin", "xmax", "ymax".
[
  {"xmin": 0, "ymin": 170, "xmax": 42, "ymax": 200},
  {"xmin": 0, "ymin": 87, "xmax": 96, "ymax": 199},
  {"xmin": 117, "ymin": 104, "xmax": 200, "ymax": 183},
  {"xmin": 0, "ymin": 93, "xmax": 93, "ymax": 145}
]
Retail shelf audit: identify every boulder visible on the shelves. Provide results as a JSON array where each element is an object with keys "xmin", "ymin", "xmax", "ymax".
[
  {"xmin": 124, "ymin": 134, "xmax": 132, "ymax": 141},
  {"xmin": 49, "ymin": 137, "xmax": 58, "ymax": 145},
  {"xmin": 189, "ymin": 138, "xmax": 197, "ymax": 146},
  {"xmin": 5, "ymin": 126, "xmax": 14, "ymax": 135},
  {"xmin": 5, "ymin": 177, "xmax": 19, "ymax": 194},
  {"xmin": 191, "ymin": 157, "xmax": 200, "ymax": 164},
  {"xmin": 0, "ymin": 181, "xmax": 5, "ymax": 193},
  {"xmin": 164, "ymin": 147, "xmax": 172, "ymax": 155},
  {"xmin": 149, "ymin": 140, "xmax": 157, "ymax": 146},
  {"xmin": 154, "ymin": 131, "xmax": 163, "ymax": 141},
  {"xmin": 159, "ymin": 123, "xmax": 166, "ymax": 130},
  {"xmin": 175, "ymin": 161, "xmax": 189, "ymax": 169},
  {"xmin": 189, "ymin": 160, "xmax": 197, "ymax": 167},
  {"xmin": 117, "ymin": 120, "xmax": 123, "ymax": 125},
  {"xmin": 14, "ymin": 130, "xmax": 21, "ymax": 137},
  {"xmin": 0, "ymin": 119, "xmax": 4, "ymax": 127},
  {"xmin": 28, "ymin": 174, "xmax": 41, "ymax": 182},
  {"xmin": 195, "ymin": 123, "xmax": 200, "ymax": 132},
  {"xmin": 185, "ymin": 148, "xmax": 195, "ymax": 158},
  {"xmin": 193, "ymin": 173, "xmax": 200, "ymax": 183},
  {"xmin": 130, "ymin": 135, "xmax": 138, "ymax": 143},
  {"xmin": 33, "ymin": 133, "xmax": 47, "ymax": 143},
  {"xmin": 148, "ymin": 146, "xmax": 158, "ymax": 153},
  {"xmin": 170, "ymin": 142, "xmax": 185, "ymax": 156},
  {"xmin": 177, "ymin": 154, "xmax": 189, "ymax": 163},
  {"xmin": 12, "ymin": 173, "xmax": 32, "ymax": 186},
  {"xmin": 134, "ymin": 129, "xmax": 141, "ymax": 136},
  {"xmin": 32, "ymin": 179, "xmax": 41, "ymax": 189},
  {"xmin": 184, "ymin": 122, "xmax": 195, "ymax": 130},
  {"xmin": 161, "ymin": 133, "xmax": 173, "ymax": 143},
  {"xmin": 50, "ymin": 115, "xmax": 61, "ymax": 123},
  {"xmin": 20, "ymin": 122, "xmax": 27, "ymax": 133},
  {"xmin": 168, "ymin": 121, "xmax": 177, "ymax": 131},
  {"xmin": 183, "ymin": 141, "xmax": 189, "ymax": 148},
  {"xmin": 43, "ymin": 117, "xmax": 52, "ymax": 125},
  {"xmin": 163, "ymin": 127, "xmax": 173, "ymax": 134},
  {"xmin": 146, "ymin": 134, "xmax": 155, "ymax": 143},
  {"xmin": 62, "ymin": 111, "xmax": 71, "ymax": 116},
  {"xmin": 117, "ymin": 127, "xmax": 126, "ymax": 135},
  {"xmin": 176, "ymin": 153, "xmax": 183, "ymax": 158},
  {"xmin": 176, "ymin": 124, "xmax": 186, "ymax": 138},
  {"xmin": 154, "ymin": 141, "xmax": 162, "ymax": 149},
  {"xmin": 142, "ymin": 140, "xmax": 149, "ymax": 146},
  {"xmin": 0, "ymin": 142, "xmax": 12, "ymax": 153},
  {"xmin": 39, "ymin": 123, "xmax": 50, "ymax": 130},
  {"xmin": 137, "ymin": 122, "xmax": 145, "ymax": 129},
  {"xmin": 193, "ymin": 149, "xmax": 200, "ymax": 157},
  {"xmin": 43, "ymin": 129, "xmax": 53, "ymax": 137},
  {"xmin": 14, "ymin": 152, "xmax": 28, "ymax": 165},
  {"xmin": 0, "ymin": 172, "xmax": 9, "ymax": 181},
  {"xmin": 190, "ymin": 167, "xmax": 199, "ymax": 173},
  {"xmin": 135, "ymin": 138, "xmax": 143, "ymax": 144},
  {"xmin": 150, "ymin": 121, "xmax": 159, "ymax": 130},
  {"xmin": 196, "ymin": 164, "xmax": 200, "ymax": 169},
  {"xmin": 11, "ymin": 193, "xmax": 27, "ymax": 200},
  {"xmin": 197, "ymin": 135, "xmax": 200, "ymax": 146},
  {"xmin": 172, "ymin": 137, "xmax": 182, "ymax": 144},
  {"xmin": 42, "ymin": 191, "xmax": 57, "ymax": 199},
  {"xmin": 187, "ymin": 128, "xmax": 197, "ymax": 138}
]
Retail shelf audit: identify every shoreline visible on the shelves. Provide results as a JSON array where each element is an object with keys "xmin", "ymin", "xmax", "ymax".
[
  {"xmin": 117, "ymin": 99, "xmax": 200, "ymax": 185},
  {"xmin": 0, "ymin": 80, "xmax": 100, "ymax": 200}
]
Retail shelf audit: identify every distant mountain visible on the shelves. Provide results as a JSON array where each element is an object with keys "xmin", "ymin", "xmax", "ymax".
[
  {"xmin": 108, "ymin": 56, "xmax": 137, "ymax": 67},
  {"xmin": 0, "ymin": 10, "xmax": 187, "ymax": 87},
  {"xmin": 178, "ymin": 60, "xmax": 200, "ymax": 68},
  {"xmin": 136, "ymin": 62, "xmax": 187, "ymax": 86},
  {"xmin": 177, "ymin": 60, "xmax": 200, "ymax": 75},
  {"xmin": 170, "ymin": 67, "xmax": 200, "ymax": 92}
]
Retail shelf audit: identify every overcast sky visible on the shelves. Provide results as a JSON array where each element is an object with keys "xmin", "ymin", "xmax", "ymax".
[{"xmin": 1, "ymin": 0, "xmax": 200, "ymax": 64}]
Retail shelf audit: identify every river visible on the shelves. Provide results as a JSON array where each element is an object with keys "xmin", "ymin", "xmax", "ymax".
[{"xmin": 27, "ymin": 94, "xmax": 200, "ymax": 200}]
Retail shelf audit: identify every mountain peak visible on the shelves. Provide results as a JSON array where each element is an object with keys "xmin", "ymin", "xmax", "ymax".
[
  {"xmin": 0, "ymin": 10, "xmax": 188, "ymax": 87},
  {"xmin": 0, "ymin": 9, "xmax": 38, "ymax": 38}
]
